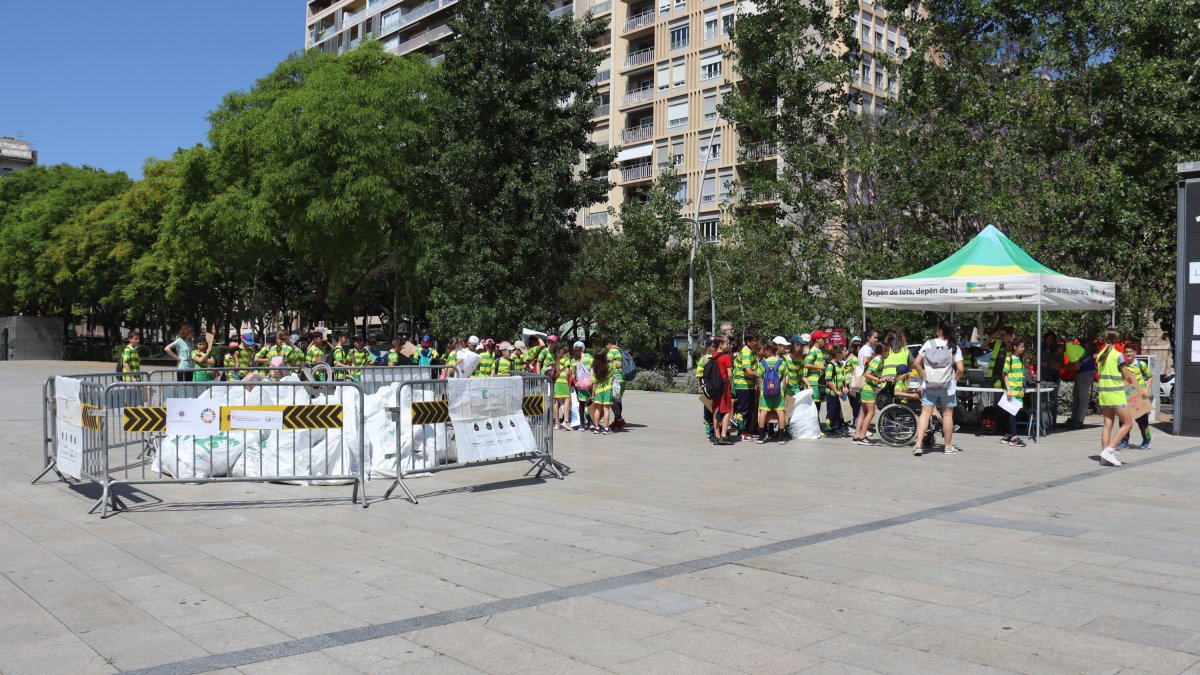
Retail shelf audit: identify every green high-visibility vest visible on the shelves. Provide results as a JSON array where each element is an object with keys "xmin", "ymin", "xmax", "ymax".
[
  {"xmin": 881, "ymin": 349, "xmax": 909, "ymax": 379},
  {"xmin": 1096, "ymin": 347, "xmax": 1127, "ymax": 407},
  {"xmin": 988, "ymin": 339, "xmax": 1006, "ymax": 387}
]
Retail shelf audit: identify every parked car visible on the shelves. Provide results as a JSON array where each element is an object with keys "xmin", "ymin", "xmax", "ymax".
[{"xmin": 1160, "ymin": 372, "xmax": 1174, "ymax": 403}]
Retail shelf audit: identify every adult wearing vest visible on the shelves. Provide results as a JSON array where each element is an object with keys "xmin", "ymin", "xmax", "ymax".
[
  {"xmin": 1095, "ymin": 329, "xmax": 1134, "ymax": 467},
  {"xmin": 1063, "ymin": 335, "xmax": 1097, "ymax": 428},
  {"xmin": 987, "ymin": 326, "xmax": 1014, "ymax": 388},
  {"xmin": 879, "ymin": 331, "xmax": 909, "ymax": 403}
]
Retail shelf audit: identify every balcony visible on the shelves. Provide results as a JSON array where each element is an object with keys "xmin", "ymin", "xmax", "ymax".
[
  {"xmin": 621, "ymin": 85, "xmax": 654, "ymax": 107},
  {"xmin": 620, "ymin": 123, "xmax": 654, "ymax": 143},
  {"xmin": 592, "ymin": 103, "xmax": 611, "ymax": 118},
  {"xmin": 391, "ymin": 23, "xmax": 453, "ymax": 54},
  {"xmin": 590, "ymin": 0, "xmax": 612, "ymax": 16},
  {"xmin": 622, "ymin": 9, "xmax": 655, "ymax": 35},
  {"xmin": 743, "ymin": 142, "xmax": 776, "ymax": 161},
  {"xmin": 549, "ymin": 4, "xmax": 572, "ymax": 19},
  {"xmin": 669, "ymin": 36, "xmax": 689, "ymax": 51},
  {"xmin": 590, "ymin": 69, "xmax": 611, "ymax": 85},
  {"xmin": 620, "ymin": 161, "xmax": 654, "ymax": 182},
  {"xmin": 400, "ymin": 0, "xmax": 458, "ymax": 29},
  {"xmin": 623, "ymin": 48, "xmax": 654, "ymax": 69}
]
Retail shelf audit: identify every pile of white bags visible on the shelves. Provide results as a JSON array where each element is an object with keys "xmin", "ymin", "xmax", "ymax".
[
  {"xmin": 154, "ymin": 377, "xmax": 451, "ymax": 483},
  {"xmin": 787, "ymin": 388, "xmax": 822, "ymax": 440}
]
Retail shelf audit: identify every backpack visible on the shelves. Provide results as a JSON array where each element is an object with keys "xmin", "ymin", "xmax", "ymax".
[
  {"xmin": 763, "ymin": 359, "xmax": 784, "ymax": 398},
  {"xmin": 418, "ymin": 348, "xmax": 434, "ymax": 366},
  {"xmin": 923, "ymin": 341, "xmax": 955, "ymax": 388},
  {"xmin": 576, "ymin": 362, "xmax": 593, "ymax": 390},
  {"xmin": 701, "ymin": 355, "xmax": 724, "ymax": 401}
]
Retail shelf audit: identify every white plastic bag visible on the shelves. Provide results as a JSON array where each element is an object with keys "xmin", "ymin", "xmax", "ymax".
[
  {"xmin": 787, "ymin": 387, "xmax": 821, "ymax": 440},
  {"xmin": 156, "ymin": 384, "xmax": 277, "ymax": 478},
  {"xmin": 370, "ymin": 383, "xmax": 449, "ymax": 478}
]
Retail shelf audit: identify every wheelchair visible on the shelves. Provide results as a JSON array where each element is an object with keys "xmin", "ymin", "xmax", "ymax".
[{"xmin": 874, "ymin": 382, "xmax": 962, "ymax": 447}]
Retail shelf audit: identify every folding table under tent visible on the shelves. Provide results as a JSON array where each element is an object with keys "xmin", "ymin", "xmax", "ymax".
[{"xmin": 860, "ymin": 224, "xmax": 1117, "ymax": 441}]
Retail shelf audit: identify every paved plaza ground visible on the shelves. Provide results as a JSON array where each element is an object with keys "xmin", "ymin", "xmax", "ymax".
[{"xmin": 2, "ymin": 360, "xmax": 1200, "ymax": 674}]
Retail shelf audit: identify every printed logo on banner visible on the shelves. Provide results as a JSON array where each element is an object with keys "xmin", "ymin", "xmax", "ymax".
[{"xmin": 966, "ymin": 282, "xmax": 978, "ymax": 292}]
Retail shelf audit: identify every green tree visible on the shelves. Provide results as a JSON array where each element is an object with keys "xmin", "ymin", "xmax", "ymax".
[
  {"xmin": 423, "ymin": 0, "xmax": 615, "ymax": 338},
  {"xmin": 0, "ymin": 165, "xmax": 132, "ymax": 319},
  {"xmin": 561, "ymin": 174, "xmax": 689, "ymax": 353},
  {"xmin": 203, "ymin": 41, "xmax": 440, "ymax": 328}
]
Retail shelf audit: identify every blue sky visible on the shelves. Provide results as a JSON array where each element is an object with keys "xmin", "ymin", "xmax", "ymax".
[{"xmin": 3, "ymin": 0, "xmax": 301, "ymax": 179}]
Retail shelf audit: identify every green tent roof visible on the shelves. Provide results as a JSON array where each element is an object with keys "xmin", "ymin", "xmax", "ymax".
[{"xmin": 902, "ymin": 225, "xmax": 1061, "ymax": 279}]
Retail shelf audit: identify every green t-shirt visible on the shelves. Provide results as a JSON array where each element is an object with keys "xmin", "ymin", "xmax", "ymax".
[
  {"xmin": 557, "ymin": 355, "xmax": 573, "ymax": 384},
  {"xmin": 121, "ymin": 345, "xmax": 141, "ymax": 374},
  {"xmin": 607, "ymin": 347, "xmax": 624, "ymax": 383},
  {"xmin": 804, "ymin": 346, "xmax": 826, "ymax": 390},
  {"xmin": 387, "ymin": 349, "xmax": 401, "ymax": 366},
  {"xmin": 755, "ymin": 355, "xmax": 787, "ymax": 393},
  {"xmin": 474, "ymin": 352, "xmax": 496, "ymax": 377},
  {"xmin": 733, "ymin": 346, "xmax": 758, "ymax": 391},
  {"xmin": 495, "ymin": 356, "xmax": 514, "ymax": 376},
  {"xmin": 305, "ymin": 343, "xmax": 327, "ymax": 366}
]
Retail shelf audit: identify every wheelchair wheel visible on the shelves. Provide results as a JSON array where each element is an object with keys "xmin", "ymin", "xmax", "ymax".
[{"xmin": 877, "ymin": 404, "xmax": 918, "ymax": 447}]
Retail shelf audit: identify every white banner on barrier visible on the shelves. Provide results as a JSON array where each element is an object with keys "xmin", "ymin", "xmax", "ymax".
[
  {"xmin": 447, "ymin": 377, "xmax": 536, "ymax": 462},
  {"xmin": 53, "ymin": 377, "xmax": 84, "ymax": 479},
  {"xmin": 166, "ymin": 398, "xmax": 221, "ymax": 437}
]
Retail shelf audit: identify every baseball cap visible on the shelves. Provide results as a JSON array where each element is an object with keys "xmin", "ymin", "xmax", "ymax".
[
  {"xmin": 703, "ymin": 337, "xmax": 714, "ymax": 348},
  {"xmin": 498, "ymin": 341, "xmax": 513, "ymax": 351},
  {"xmin": 771, "ymin": 336, "xmax": 789, "ymax": 346},
  {"xmin": 799, "ymin": 333, "xmax": 811, "ymax": 344},
  {"xmin": 467, "ymin": 335, "xmax": 480, "ymax": 346},
  {"xmin": 791, "ymin": 335, "xmax": 803, "ymax": 345},
  {"xmin": 850, "ymin": 335, "xmax": 863, "ymax": 344},
  {"xmin": 514, "ymin": 340, "xmax": 527, "ymax": 351},
  {"xmin": 228, "ymin": 341, "xmax": 239, "ymax": 349},
  {"xmin": 573, "ymin": 340, "xmax": 585, "ymax": 349},
  {"xmin": 241, "ymin": 333, "xmax": 256, "ymax": 346},
  {"xmin": 811, "ymin": 329, "xmax": 830, "ymax": 340},
  {"xmin": 420, "ymin": 334, "xmax": 431, "ymax": 346},
  {"xmin": 484, "ymin": 338, "xmax": 495, "ymax": 348},
  {"xmin": 548, "ymin": 335, "xmax": 559, "ymax": 343}
]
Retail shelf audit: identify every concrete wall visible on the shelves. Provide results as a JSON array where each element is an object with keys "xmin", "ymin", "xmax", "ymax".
[{"xmin": 0, "ymin": 317, "xmax": 63, "ymax": 361}]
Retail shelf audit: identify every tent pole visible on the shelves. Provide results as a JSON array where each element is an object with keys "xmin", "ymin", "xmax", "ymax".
[
  {"xmin": 1035, "ymin": 304, "xmax": 1042, "ymax": 444},
  {"xmin": 862, "ymin": 307, "xmax": 866, "ymax": 333}
]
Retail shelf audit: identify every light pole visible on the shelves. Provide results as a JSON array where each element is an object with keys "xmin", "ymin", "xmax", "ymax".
[{"xmin": 686, "ymin": 122, "xmax": 722, "ymax": 371}]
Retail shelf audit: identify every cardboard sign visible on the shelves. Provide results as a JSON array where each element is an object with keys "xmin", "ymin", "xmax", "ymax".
[
  {"xmin": 1125, "ymin": 385, "xmax": 1152, "ymax": 419},
  {"xmin": 400, "ymin": 341, "xmax": 418, "ymax": 359}
]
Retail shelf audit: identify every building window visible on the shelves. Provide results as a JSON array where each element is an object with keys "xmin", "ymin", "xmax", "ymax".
[
  {"xmin": 383, "ymin": 34, "xmax": 400, "ymax": 51},
  {"xmin": 703, "ymin": 90, "xmax": 718, "ymax": 121},
  {"xmin": 701, "ymin": 171, "xmax": 717, "ymax": 203},
  {"xmin": 718, "ymin": 168, "xmax": 733, "ymax": 202},
  {"xmin": 875, "ymin": 68, "xmax": 885, "ymax": 90},
  {"xmin": 659, "ymin": 0, "xmax": 671, "ymax": 14},
  {"xmin": 671, "ymin": 136, "xmax": 684, "ymax": 167},
  {"xmin": 669, "ymin": 20, "xmax": 689, "ymax": 51},
  {"xmin": 697, "ymin": 217, "xmax": 718, "ymax": 242},
  {"xmin": 704, "ymin": 10, "xmax": 717, "ymax": 41},
  {"xmin": 382, "ymin": 9, "xmax": 399, "ymax": 31},
  {"xmin": 672, "ymin": 59, "xmax": 685, "ymax": 88},
  {"xmin": 656, "ymin": 140, "xmax": 670, "ymax": 168},
  {"xmin": 675, "ymin": 0, "xmax": 687, "ymax": 12},
  {"xmin": 668, "ymin": 97, "xmax": 688, "ymax": 128},
  {"xmin": 860, "ymin": 14, "xmax": 870, "ymax": 45},
  {"xmin": 861, "ymin": 61, "xmax": 871, "ymax": 85},
  {"xmin": 700, "ymin": 49, "xmax": 722, "ymax": 81},
  {"xmin": 720, "ymin": 5, "xmax": 735, "ymax": 37},
  {"xmin": 657, "ymin": 63, "xmax": 670, "ymax": 91},
  {"xmin": 675, "ymin": 176, "xmax": 688, "ymax": 204},
  {"xmin": 699, "ymin": 128, "xmax": 721, "ymax": 162}
]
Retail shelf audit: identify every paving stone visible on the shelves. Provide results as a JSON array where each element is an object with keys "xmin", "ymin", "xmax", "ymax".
[
  {"xmin": 801, "ymin": 633, "xmax": 1006, "ymax": 674},
  {"xmin": 537, "ymin": 596, "xmax": 686, "ymax": 639},
  {"xmin": 644, "ymin": 623, "xmax": 824, "ymax": 673},
  {"xmin": 481, "ymin": 607, "xmax": 664, "ymax": 667}
]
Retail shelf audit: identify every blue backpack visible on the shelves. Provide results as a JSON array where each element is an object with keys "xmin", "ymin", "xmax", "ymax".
[
  {"xmin": 763, "ymin": 358, "xmax": 784, "ymax": 398},
  {"xmin": 417, "ymin": 348, "xmax": 434, "ymax": 366}
]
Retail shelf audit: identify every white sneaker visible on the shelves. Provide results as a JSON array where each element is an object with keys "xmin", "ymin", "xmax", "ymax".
[
  {"xmin": 1099, "ymin": 448, "xmax": 1122, "ymax": 466},
  {"xmin": 912, "ymin": 446, "xmax": 924, "ymax": 456},
  {"xmin": 943, "ymin": 446, "xmax": 960, "ymax": 455}
]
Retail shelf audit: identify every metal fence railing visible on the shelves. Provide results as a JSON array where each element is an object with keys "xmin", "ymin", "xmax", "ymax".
[{"xmin": 383, "ymin": 374, "xmax": 562, "ymax": 504}]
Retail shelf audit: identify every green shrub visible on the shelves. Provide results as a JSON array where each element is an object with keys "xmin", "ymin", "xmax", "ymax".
[{"xmin": 626, "ymin": 370, "xmax": 671, "ymax": 392}]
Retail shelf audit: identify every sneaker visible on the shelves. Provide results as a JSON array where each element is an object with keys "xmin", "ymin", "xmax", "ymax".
[
  {"xmin": 755, "ymin": 434, "xmax": 767, "ymax": 444},
  {"xmin": 1116, "ymin": 440, "xmax": 1129, "ymax": 450},
  {"xmin": 741, "ymin": 433, "xmax": 753, "ymax": 441},
  {"xmin": 1138, "ymin": 441, "xmax": 1151, "ymax": 450},
  {"xmin": 1009, "ymin": 437, "xmax": 1027, "ymax": 448},
  {"xmin": 943, "ymin": 445, "xmax": 961, "ymax": 455},
  {"xmin": 1099, "ymin": 448, "xmax": 1122, "ymax": 466},
  {"xmin": 717, "ymin": 436, "xmax": 734, "ymax": 446},
  {"xmin": 912, "ymin": 446, "xmax": 924, "ymax": 456},
  {"xmin": 999, "ymin": 435, "xmax": 1012, "ymax": 444},
  {"xmin": 602, "ymin": 428, "xmax": 610, "ymax": 435},
  {"xmin": 592, "ymin": 429, "xmax": 600, "ymax": 435},
  {"xmin": 852, "ymin": 437, "xmax": 868, "ymax": 446}
]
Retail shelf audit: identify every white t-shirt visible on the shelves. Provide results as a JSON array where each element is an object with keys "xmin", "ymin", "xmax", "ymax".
[
  {"xmin": 918, "ymin": 338, "xmax": 963, "ymax": 393},
  {"xmin": 857, "ymin": 343, "xmax": 875, "ymax": 366}
]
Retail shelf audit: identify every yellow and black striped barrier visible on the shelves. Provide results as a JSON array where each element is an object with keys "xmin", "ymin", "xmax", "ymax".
[
  {"xmin": 123, "ymin": 406, "xmax": 166, "ymax": 432},
  {"xmin": 410, "ymin": 395, "xmax": 545, "ymax": 425},
  {"xmin": 123, "ymin": 404, "xmax": 343, "ymax": 433}
]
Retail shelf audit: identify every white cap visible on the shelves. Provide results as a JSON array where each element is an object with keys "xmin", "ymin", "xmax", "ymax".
[
  {"xmin": 800, "ymin": 333, "xmax": 812, "ymax": 344},
  {"xmin": 467, "ymin": 335, "xmax": 480, "ymax": 346},
  {"xmin": 771, "ymin": 336, "xmax": 789, "ymax": 346}
]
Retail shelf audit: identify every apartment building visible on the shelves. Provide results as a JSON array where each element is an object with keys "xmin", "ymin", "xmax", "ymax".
[
  {"xmin": 303, "ymin": 0, "xmax": 906, "ymax": 239},
  {"xmin": 0, "ymin": 137, "xmax": 36, "ymax": 177}
]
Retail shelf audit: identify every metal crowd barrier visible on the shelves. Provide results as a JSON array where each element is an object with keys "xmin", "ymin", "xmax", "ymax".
[
  {"xmin": 383, "ymin": 374, "xmax": 563, "ymax": 504},
  {"xmin": 36, "ymin": 371, "xmax": 149, "ymax": 485},
  {"xmin": 44, "ymin": 376, "xmax": 368, "ymax": 518},
  {"xmin": 330, "ymin": 365, "xmax": 454, "ymax": 395}
]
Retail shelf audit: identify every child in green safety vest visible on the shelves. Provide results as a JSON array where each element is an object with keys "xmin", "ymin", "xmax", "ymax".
[{"xmin": 1096, "ymin": 329, "xmax": 1134, "ymax": 466}]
